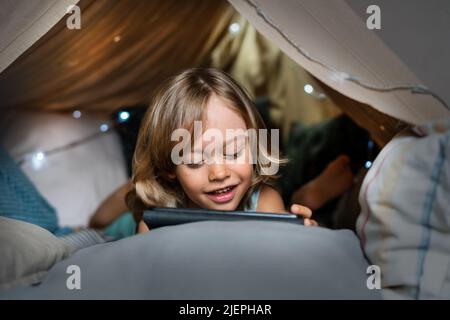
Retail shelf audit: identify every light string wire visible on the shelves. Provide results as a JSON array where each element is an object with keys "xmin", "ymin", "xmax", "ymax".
[
  {"xmin": 17, "ymin": 126, "xmax": 113, "ymax": 166},
  {"xmin": 244, "ymin": 0, "xmax": 450, "ymax": 111}
]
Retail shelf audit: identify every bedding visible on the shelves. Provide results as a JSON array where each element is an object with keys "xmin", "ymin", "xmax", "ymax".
[
  {"xmin": 0, "ymin": 217, "xmax": 73, "ymax": 291},
  {"xmin": 0, "ymin": 111, "xmax": 128, "ymax": 227},
  {"xmin": 357, "ymin": 119, "xmax": 450, "ymax": 299},
  {"xmin": 0, "ymin": 221, "xmax": 380, "ymax": 299},
  {"xmin": 0, "ymin": 145, "xmax": 69, "ymax": 235}
]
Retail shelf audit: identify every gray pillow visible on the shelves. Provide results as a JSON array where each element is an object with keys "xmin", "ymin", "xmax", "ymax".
[
  {"xmin": 1, "ymin": 221, "xmax": 381, "ymax": 299},
  {"xmin": 0, "ymin": 217, "xmax": 73, "ymax": 290}
]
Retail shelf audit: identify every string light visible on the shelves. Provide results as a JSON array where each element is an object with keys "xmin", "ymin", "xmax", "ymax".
[
  {"xmin": 365, "ymin": 161, "xmax": 373, "ymax": 169},
  {"xmin": 304, "ymin": 84, "xmax": 314, "ymax": 94},
  {"xmin": 72, "ymin": 110, "xmax": 82, "ymax": 119},
  {"xmin": 229, "ymin": 22, "xmax": 241, "ymax": 35},
  {"xmin": 303, "ymin": 83, "xmax": 327, "ymax": 100},
  {"xmin": 118, "ymin": 111, "xmax": 130, "ymax": 122},
  {"xmin": 17, "ymin": 113, "xmax": 121, "ymax": 169},
  {"xmin": 245, "ymin": 0, "xmax": 449, "ymax": 111},
  {"xmin": 23, "ymin": 151, "xmax": 48, "ymax": 171},
  {"xmin": 100, "ymin": 123, "xmax": 109, "ymax": 132}
]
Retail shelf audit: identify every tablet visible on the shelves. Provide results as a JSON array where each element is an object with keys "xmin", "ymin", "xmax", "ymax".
[{"xmin": 142, "ymin": 207, "xmax": 304, "ymax": 229}]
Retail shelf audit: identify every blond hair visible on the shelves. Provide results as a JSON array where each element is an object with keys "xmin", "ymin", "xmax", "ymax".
[{"xmin": 127, "ymin": 68, "xmax": 283, "ymax": 220}]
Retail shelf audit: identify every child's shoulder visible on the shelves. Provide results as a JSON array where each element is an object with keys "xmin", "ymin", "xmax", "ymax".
[{"xmin": 256, "ymin": 184, "xmax": 285, "ymax": 213}]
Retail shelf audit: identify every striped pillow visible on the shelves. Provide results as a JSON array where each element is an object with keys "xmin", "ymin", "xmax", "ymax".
[
  {"xmin": 356, "ymin": 119, "xmax": 450, "ymax": 299},
  {"xmin": 0, "ymin": 146, "xmax": 59, "ymax": 233}
]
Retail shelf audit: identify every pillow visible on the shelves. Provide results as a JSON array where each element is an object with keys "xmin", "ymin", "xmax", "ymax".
[
  {"xmin": 0, "ymin": 217, "xmax": 74, "ymax": 291},
  {"xmin": 0, "ymin": 145, "xmax": 59, "ymax": 233},
  {"xmin": 356, "ymin": 119, "xmax": 450, "ymax": 299},
  {"xmin": 0, "ymin": 221, "xmax": 380, "ymax": 299},
  {"xmin": 0, "ymin": 111, "xmax": 128, "ymax": 227}
]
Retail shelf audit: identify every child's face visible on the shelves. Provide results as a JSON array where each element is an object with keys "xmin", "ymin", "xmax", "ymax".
[{"xmin": 174, "ymin": 94, "xmax": 253, "ymax": 211}]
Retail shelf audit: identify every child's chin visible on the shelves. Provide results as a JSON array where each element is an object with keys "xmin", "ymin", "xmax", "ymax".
[{"xmin": 205, "ymin": 201, "xmax": 238, "ymax": 211}]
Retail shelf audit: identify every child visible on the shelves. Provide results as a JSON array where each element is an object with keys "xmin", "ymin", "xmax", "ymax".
[{"xmin": 124, "ymin": 68, "xmax": 317, "ymax": 233}]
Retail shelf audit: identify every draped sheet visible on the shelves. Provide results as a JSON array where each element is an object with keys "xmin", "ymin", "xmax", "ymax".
[
  {"xmin": 210, "ymin": 13, "xmax": 342, "ymax": 143},
  {"xmin": 2, "ymin": 0, "xmax": 448, "ymax": 140},
  {"xmin": 0, "ymin": 0, "xmax": 233, "ymax": 112},
  {"xmin": 0, "ymin": 0, "xmax": 79, "ymax": 74},
  {"xmin": 228, "ymin": 0, "xmax": 450, "ymax": 125}
]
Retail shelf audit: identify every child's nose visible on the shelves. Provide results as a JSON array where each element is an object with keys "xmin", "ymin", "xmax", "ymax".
[{"xmin": 208, "ymin": 162, "xmax": 231, "ymax": 181}]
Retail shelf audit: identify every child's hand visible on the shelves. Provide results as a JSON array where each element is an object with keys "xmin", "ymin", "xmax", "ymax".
[{"xmin": 290, "ymin": 204, "xmax": 318, "ymax": 226}]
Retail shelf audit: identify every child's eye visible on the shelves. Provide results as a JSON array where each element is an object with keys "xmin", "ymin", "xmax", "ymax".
[
  {"xmin": 225, "ymin": 149, "xmax": 243, "ymax": 160},
  {"xmin": 186, "ymin": 161, "xmax": 204, "ymax": 169}
]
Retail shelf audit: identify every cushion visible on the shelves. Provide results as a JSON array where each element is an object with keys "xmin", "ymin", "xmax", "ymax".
[
  {"xmin": 356, "ymin": 119, "xmax": 450, "ymax": 299},
  {"xmin": 0, "ymin": 217, "xmax": 73, "ymax": 291},
  {"xmin": 0, "ymin": 145, "xmax": 60, "ymax": 234},
  {"xmin": 0, "ymin": 221, "xmax": 380, "ymax": 299}
]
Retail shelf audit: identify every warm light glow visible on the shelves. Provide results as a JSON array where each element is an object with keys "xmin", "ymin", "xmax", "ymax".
[
  {"xmin": 30, "ymin": 151, "xmax": 47, "ymax": 171},
  {"xmin": 304, "ymin": 84, "xmax": 314, "ymax": 94},
  {"xmin": 114, "ymin": 35, "xmax": 121, "ymax": 43},
  {"xmin": 118, "ymin": 111, "xmax": 130, "ymax": 122},
  {"xmin": 67, "ymin": 59, "xmax": 79, "ymax": 67},
  {"xmin": 100, "ymin": 123, "xmax": 109, "ymax": 132},
  {"xmin": 72, "ymin": 110, "xmax": 81, "ymax": 119},
  {"xmin": 229, "ymin": 23, "xmax": 241, "ymax": 35}
]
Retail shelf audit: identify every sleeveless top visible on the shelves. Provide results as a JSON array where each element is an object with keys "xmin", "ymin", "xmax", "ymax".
[{"xmin": 244, "ymin": 187, "xmax": 261, "ymax": 211}]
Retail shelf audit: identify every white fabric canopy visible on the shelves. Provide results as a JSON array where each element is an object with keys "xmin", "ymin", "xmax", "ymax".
[
  {"xmin": 229, "ymin": 0, "xmax": 450, "ymax": 125},
  {"xmin": 0, "ymin": 0, "xmax": 78, "ymax": 73},
  {"xmin": 2, "ymin": 0, "xmax": 449, "ymax": 125}
]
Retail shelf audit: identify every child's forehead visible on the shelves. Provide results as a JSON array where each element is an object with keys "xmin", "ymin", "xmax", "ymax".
[
  {"xmin": 203, "ymin": 94, "xmax": 247, "ymax": 131},
  {"xmin": 190, "ymin": 129, "xmax": 248, "ymax": 152},
  {"xmin": 185, "ymin": 95, "xmax": 249, "ymax": 151}
]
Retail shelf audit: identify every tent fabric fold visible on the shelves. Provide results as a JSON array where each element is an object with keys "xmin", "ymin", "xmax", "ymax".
[
  {"xmin": 228, "ymin": 0, "xmax": 450, "ymax": 125},
  {"xmin": 0, "ymin": 0, "xmax": 79, "ymax": 74},
  {"xmin": 0, "ymin": 0, "xmax": 233, "ymax": 112},
  {"xmin": 1, "ymin": 0, "xmax": 449, "ymax": 128}
]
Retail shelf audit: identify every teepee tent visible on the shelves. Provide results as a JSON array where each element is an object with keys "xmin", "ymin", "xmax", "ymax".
[
  {"xmin": 0, "ymin": 0, "xmax": 79, "ymax": 73},
  {"xmin": 229, "ymin": 0, "xmax": 450, "ymax": 126},
  {"xmin": 0, "ymin": 0, "xmax": 235, "ymax": 227},
  {"xmin": 0, "ymin": 0, "xmax": 232, "ymax": 112},
  {"xmin": 1, "ymin": 0, "xmax": 449, "ymax": 225},
  {"xmin": 1, "ymin": 0, "xmax": 449, "ymax": 123},
  {"xmin": 1, "ymin": 0, "xmax": 450, "ymax": 300}
]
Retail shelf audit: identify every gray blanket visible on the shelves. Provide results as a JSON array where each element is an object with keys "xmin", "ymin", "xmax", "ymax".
[{"xmin": 1, "ymin": 221, "xmax": 380, "ymax": 299}]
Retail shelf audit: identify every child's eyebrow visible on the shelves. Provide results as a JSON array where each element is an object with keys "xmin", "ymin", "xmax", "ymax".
[
  {"xmin": 224, "ymin": 134, "xmax": 247, "ymax": 145},
  {"xmin": 190, "ymin": 134, "xmax": 247, "ymax": 154}
]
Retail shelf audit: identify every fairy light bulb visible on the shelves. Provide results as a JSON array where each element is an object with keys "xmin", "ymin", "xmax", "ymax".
[
  {"xmin": 304, "ymin": 84, "xmax": 314, "ymax": 94},
  {"xmin": 118, "ymin": 111, "xmax": 130, "ymax": 122},
  {"xmin": 100, "ymin": 123, "xmax": 109, "ymax": 132},
  {"xmin": 229, "ymin": 23, "xmax": 241, "ymax": 35},
  {"xmin": 29, "ymin": 151, "xmax": 47, "ymax": 171}
]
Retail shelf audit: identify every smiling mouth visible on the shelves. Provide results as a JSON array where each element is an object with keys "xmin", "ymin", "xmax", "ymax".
[
  {"xmin": 205, "ymin": 185, "xmax": 238, "ymax": 203},
  {"xmin": 207, "ymin": 185, "xmax": 236, "ymax": 194}
]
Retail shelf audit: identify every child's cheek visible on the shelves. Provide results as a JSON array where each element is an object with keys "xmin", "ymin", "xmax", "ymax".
[{"xmin": 231, "ymin": 162, "xmax": 253, "ymax": 184}]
